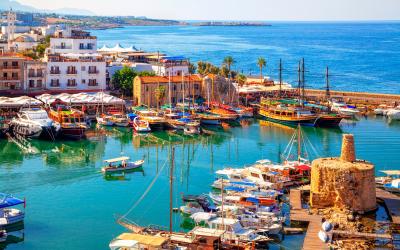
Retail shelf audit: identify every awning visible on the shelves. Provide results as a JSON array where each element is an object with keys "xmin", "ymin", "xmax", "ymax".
[
  {"xmin": 104, "ymin": 156, "xmax": 129, "ymax": 163},
  {"xmin": 109, "ymin": 239, "xmax": 138, "ymax": 249},
  {"xmin": 225, "ymin": 186, "xmax": 245, "ymax": 192},
  {"xmin": 0, "ymin": 194, "xmax": 24, "ymax": 209},
  {"xmin": 295, "ymin": 165, "xmax": 311, "ymax": 171},
  {"xmin": 381, "ymin": 170, "xmax": 400, "ymax": 176},
  {"xmin": 117, "ymin": 233, "xmax": 167, "ymax": 247}
]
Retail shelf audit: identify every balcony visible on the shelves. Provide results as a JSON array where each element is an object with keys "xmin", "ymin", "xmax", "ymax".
[
  {"xmin": 66, "ymin": 70, "xmax": 78, "ymax": 75},
  {"xmin": 50, "ymin": 83, "xmax": 60, "ymax": 88},
  {"xmin": 67, "ymin": 84, "xmax": 77, "ymax": 88},
  {"xmin": 50, "ymin": 70, "xmax": 60, "ymax": 75},
  {"xmin": 0, "ymin": 66, "xmax": 20, "ymax": 70},
  {"xmin": 54, "ymin": 45, "xmax": 72, "ymax": 50},
  {"xmin": 28, "ymin": 74, "xmax": 44, "ymax": 78},
  {"xmin": 88, "ymin": 70, "xmax": 99, "ymax": 74},
  {"xmin": 79, "ymin": 46, "xmax": 94, "ymax": 50},
  {"xmin": 0, "ymin": 77, "xmax": 20, "ymax": 81}
]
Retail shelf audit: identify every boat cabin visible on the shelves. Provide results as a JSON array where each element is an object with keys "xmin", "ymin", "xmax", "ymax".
[{"xmin": 110, "ymin": 233, "xmax": 168, "ymax": 250}]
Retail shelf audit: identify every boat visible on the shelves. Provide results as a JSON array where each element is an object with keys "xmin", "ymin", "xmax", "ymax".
[
  {"xmin": 102, "ymin": 156, "xmax": 144, "ymax": 174},
  {"xmin": 0, "ymin": 193, "xmax": 25, "ymax": 227},
  {"xmin": 387, "ymin": 106, "xmax": 400, "ymax": 120},
  {"xmin": 9, "ymin": 108, "xmax": 61, "ymax": 140},
  {"xmin": 180, "ymin": 195, "xmax": 216, "ymax": 215},
  {"xmin": 383, "ymin": 179, "xmax": 400, "ymax": 194},
  {"xmin": 96, "ymin": 114, "xmax": 114, "ymax": 126},
  {"xmin": 164, "ymin": 113, "xmax": 185, "ymax": 130},
  {"xmin": 197, "ymin": 113, "xmax": 222, "ymax": 126},
  {"xmin": 135, "ymin": 110, "xmax": 165, "ymax": 130},
  {"xmin": 183, "ymin": 120, "xmax": 201, "ymax": 135},
  {"xmin": 315, "ymin": 113, "xmax": 343, "ymax": 127},
  {"xmin": 259, "ymin": 99, "xmax": 317, "ymax": 127},
  {"xmin": 132, "ymin": 117, "xmax": 151, "ymax": 133},
  {"xmin": 209, "ymin": 108, "xmax": 239, "ymax": 122},
  {"xmin": 376, "ymin": 170, "xmax": 400, "ymax": 187},
  {"xmin": 110, "ymin": 113, "xmax": 130, "ymax": 127},
  {"xmin": 48, "ymin": 99, "xmax": 87, "ymax": 139},
  {"xmin": 330, "ymin": 99, "xmax": 359, "ymax": 117}
]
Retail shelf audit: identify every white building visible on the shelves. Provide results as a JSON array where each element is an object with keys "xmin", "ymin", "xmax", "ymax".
[
  {"xmin": 49, "ymin": 28, "xmax": 97, "ymax": 54},
  {"xmin": 24, "ymin": 60, "xmax": 46, "ymax": 91},
  {"xmin": 45, "ymin": 28, "xmax": 106, "ymax": 92}
]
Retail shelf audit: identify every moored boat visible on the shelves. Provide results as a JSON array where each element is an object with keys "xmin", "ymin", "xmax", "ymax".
[
  {"xmin": 135, "ymin": 110, "xmax": 166, "ymax": 130},
  {"xmin": 132, "ymin": 117, "xmax": 151, "ymax": 133},
  {"xmin": 315, "ymin": 113, "xmax": 343, "ymax": 127},
  {"xmin": 259, "ymin": 106, "xmax": 317, "ymax": 127},
  {"xmin": 0, "ymin": 193, "xmax": 25, "ymax": 228},
  {"xmin": 110, "ymin": 113, "xmax": 130, "ymax": 127},
  {"xmin": 96, "ymin": 114, "xmax": 114, "ymax": 126},
  {"xmin": 48, "ymin": 100, "xmax": 87, "ymax": 139},
  {"xmin": 197, "ymin": 113, "xmax": 222, "ymax": 126},
  {"xmin": 102, "ymin": 156, "xmax": 144, "ymax": 174}
]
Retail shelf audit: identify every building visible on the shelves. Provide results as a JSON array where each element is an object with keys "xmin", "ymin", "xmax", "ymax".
[
  {"xmin": 0, "ymin": 53, "xmax": 26, "ymax": 94},
  {"xmin": 133, "ymin": 75, "xmax": 202, "ymax": 107},
  {"xmin": 24, "ymin": 60, "xmax": 46, "ymax": 91},
  {"xmin": 45, "ymin": 28, "xmax": 106, "ymax": 92},
  {"xmin": 46, "ymin": 53, "xmax": 106, "ymax": 91},
  {"xmin": 49, "ymin": 28, "xmax": 97, "ymax": 54},
  {"xmin": 147, "ymin": 55, "xmax": 189, "ymax": 76}
]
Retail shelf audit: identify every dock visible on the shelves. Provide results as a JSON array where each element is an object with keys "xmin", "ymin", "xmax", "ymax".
[
  {"xmin": 376, "ymin": 188, "xmax": 400, "ymax": 224},
  {"xmin": 289, "ymin": 188, "xmax": 329, "ymax": 250}
]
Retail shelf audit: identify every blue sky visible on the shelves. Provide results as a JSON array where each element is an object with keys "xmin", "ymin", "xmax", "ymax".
[{"xmin": 17, "ymin": 0, "xmax": 400, "ymax": 20}]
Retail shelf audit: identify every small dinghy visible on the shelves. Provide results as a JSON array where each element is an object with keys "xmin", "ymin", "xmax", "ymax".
[
  {"xmin": 102, "ymin": 157, "xmax": 144, "ymax": 174},
  {"xmin": 133, "ymin": 117, "xmax": 151, "ymax": 133}
]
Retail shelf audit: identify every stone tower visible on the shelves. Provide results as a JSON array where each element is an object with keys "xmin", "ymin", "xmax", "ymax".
[{"xmin": 310, "ymin": 134, "xmax": 376, "ymax": 213}]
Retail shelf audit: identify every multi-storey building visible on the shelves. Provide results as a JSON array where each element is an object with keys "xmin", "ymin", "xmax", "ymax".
[
  {"xmin": 45, "ymin": 28, "xmax": 106, "ymax": 92},
  {"xmin": 0, "ymin": 53, "xmax": 25, "ymax": 94},
  {"xmin": 23, "ymin": 60, "xmax": 46, "ymax": 91},
  {"xmin": 133, "ymin": 75, "xmax": 202, "ymax": 107}
]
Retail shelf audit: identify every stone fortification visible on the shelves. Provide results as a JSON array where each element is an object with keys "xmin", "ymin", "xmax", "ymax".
[{"xmin": 310, "ymin": 134, "xmax": 376, "ymax": 213}]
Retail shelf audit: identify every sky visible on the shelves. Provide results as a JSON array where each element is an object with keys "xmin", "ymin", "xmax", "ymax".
[{"xmin": 16, "ymin": 0, "xmax": 400, "ymax": 21}]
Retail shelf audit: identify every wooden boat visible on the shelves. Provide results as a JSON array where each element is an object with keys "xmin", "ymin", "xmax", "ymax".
[
  {"xmin": 102, "ymin": 156, "xmax": 144, "ymax": 174},
  {"xmin": 96, "ymin": 114, "xmax": 114, "ymax": 126},
  {"xmin": 197, "ymin": 113, "xmax": 221, "ymax": 126},
  {"xmin": 110, "ymin": 113, "xmax": 130, "ymax": 127},
  {"xmin": 209, "ymin": 108, "xmax": 239, "ymax": 121},
  {"xmin": 315, "ymin": 113, "xmax": 343, "ymax": 127},
  {"xmin": 132, "ymin": 117, "xmax": 151, "ymax": 133},
  {"xmin": 135, "ymin": 110, "xmax": 165, "ymax": 130},
  {"xmin": 0, "ymin": 193, "xmax": 25, "ymax": 227},
  {"xmin": 183, "ymin": 121, "xmax": 201, "ymax": 135},
  {"xmin": 48, "ymin": 100, "xmax": 87, "ymax": 139},
  {"xmin": 259, "ymin": 105, "xmax": 317, "ymax": 127}
]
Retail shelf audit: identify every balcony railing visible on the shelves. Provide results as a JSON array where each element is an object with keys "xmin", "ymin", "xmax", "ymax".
[
  {"xmin": 88, "ymin": 82, "xmax": 98, "ymax": 86},
  {"xmin": 54, "ymin": 45, "xmax": 72, "ymax": 50},
  {"xmin": 50, "ymin": 83, "xmax": 60, "ymax": 87},
  {"xmin": 0, "ymin": 66, "xmax": 20, "ymax": 70},
  {"xmin": 67, "ymin": 83, "xmax": 77, "ymax": 88},
  {"xmin": 28, "ymin": 74, "xmax": 44, "ymax": 78},
  {"xmin": 79, "ymin": 46, "xmax": 94, "ymax": 50},
  {"xmin": 0, "ymin": 77, "xmax": 20, "ymax": 81},
  {"xmin": 66, "ymin": 70, "xmax": 78, "ymax": 75},
  {"xmin": 88, "ymin": 70, "xmax": 99, "ymax": 74}
]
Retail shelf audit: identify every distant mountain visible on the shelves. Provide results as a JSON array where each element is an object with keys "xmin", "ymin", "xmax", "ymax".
[{"xmin": 0, "ymin": 0, "xmax": 96, "ymax": 15}]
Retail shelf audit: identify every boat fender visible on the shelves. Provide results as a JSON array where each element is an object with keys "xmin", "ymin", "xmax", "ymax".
[
  {"xmin": 318, "ymin": 230, "xmax": 329, "ymax": 243},
  {"xmin": 321, "ymin": 221, "xmax": 333, "ymax": 232}
]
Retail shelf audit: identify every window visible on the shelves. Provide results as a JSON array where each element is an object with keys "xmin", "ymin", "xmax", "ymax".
[
  {"xmin": 88, "ymin": 79, "xmax": 97, "ymax": 86},
  {"xmin": 79, "ymin": 43, "xmax": 84, "ymax": 49},
  {"xmin": 173, "ymin": 85, "xmax": 176, "ymax": 91},
  {"xmin": 145, "ymin": 86, "xmax": 149, "ymax": 91},
  {"xmin": 3, "ymin": 62, "xmax": 7, "ymax": 67},
  {"xmin": 82, "ymin": 79, "xmax": 86, "ymax": 84},
  {"xmin": 67, "ymin": 66, "xmax": 77, "ymax": 74},
  {"xmin": 194, "ymin": 84, "xmax": 199, "ymax": 90},
  {"xmin": 29, "ymin": 80, "xmax": 34, "ymax": 88},
  {"xmin": 88, "ymin": 66, "xmax": 97, "ymax": 74},
  {"xmin": 12, "ymin": 61, "xmax": 18, "ymax": 67},
  {"xmin": 87, "ymin": 43, "xmax": 93, "ymax": 50},
  {"xmin": 37, "ymin": 80, "xmax": 42, "ymax": 88},
  {"xmin": 50, "ymin": 79, "xmax": 60, "ymax": 87},
  {"xmin": 37, "ymin": 69, "xmax": 43, "ymax": 77},
  {"xmin": 51, "ymin": 66, "xmax": 60, "ymax": 74},
  {"xmin": 28, "ymin": 69, "xmax": 35, "ymax": 77},
  {"xmin": 3, "ymin": 72, "xmax": 7, "ymax": 78},
  {"xmin": 12, "ymin": 72, "xmax": 18, "ymax": 79},
  {"xmin": 61, "ymin": 42, "xmax": 66, "ymax": 49},
  {"xmin": 67, "ymin": 79, "xmax": 77, "ymax": 87},
  {"xmin": 81, "ymin": 66, "xmax": 86, "ymax": 71}
]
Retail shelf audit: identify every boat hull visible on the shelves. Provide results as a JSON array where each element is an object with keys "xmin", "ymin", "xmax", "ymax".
[
  {"xmin": 259, "ymin": 111, "xmax": 317, "ymax": 127},
  {"xmin": 60, "ymin": 127, "xmax": 86, "ymax": 140},
  {"xmin": 315, "ymin": 115, "xmax": 343, "ymax": 127},
  {"xmin": 102, "ymin": 160, "xmax": 144, "ymax": 174},
  {"xmin": 9, "ymin": 122, "xmax": 42, "ymax": 139}
]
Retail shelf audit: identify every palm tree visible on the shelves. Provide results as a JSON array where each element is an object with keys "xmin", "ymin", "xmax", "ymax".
[
  {"xmin": 223, "ymin": 56, "xmax": 235, "ymax": 75},
  {"xmin": 155, "ymin": 85, "xmax": 166, "ymax": 110},
  {"xmin": 257, "ymin": 57, "xmax": 266, "ymax": 83},
  {"xmin": 236, "ymin": 74, "xmax": 247, "ymax": 86}
]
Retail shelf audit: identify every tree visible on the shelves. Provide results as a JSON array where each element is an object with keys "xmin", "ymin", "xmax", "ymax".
[
  {"xmin": 155, "ymin": 85, "xmax": 166, "ymax": 109},
  {"xmin": 223, "ymin": 56, "xmax": 235, "ymax": 76},
  {"xmin": 112, "ymin": 66, "xmax": 137, "ymax": 96},
  {"xmin": 197, "ymin": 61, "xmax": 206, "ymax": 75},
  {"xmin": 257, "ymin": 57, "xmax": 266, "ymax": 83},
  {"xmin": 188, "ymin": 62, "xmax": 196, "ymax": 74},
  {"xmin": 236, "ymin": 74, "xmax": 247, "ymax": 86},
  {"xmin": 219, "ymin": 66, "xmax": 229, "ymax": 78}
]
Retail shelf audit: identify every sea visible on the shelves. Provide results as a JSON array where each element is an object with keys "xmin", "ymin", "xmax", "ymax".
[
  {"xmin": 91, "ymin": 22, "xmax": 400, "ymax": 94},
  {"xmin": 1, "ymin": 23, "xmax": 400, "ymax": 250}
]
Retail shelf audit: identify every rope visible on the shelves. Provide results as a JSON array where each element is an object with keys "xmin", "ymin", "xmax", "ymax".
[{"xmin": 119, "ymin": 157, "xmax": 169, "ymax": 220}]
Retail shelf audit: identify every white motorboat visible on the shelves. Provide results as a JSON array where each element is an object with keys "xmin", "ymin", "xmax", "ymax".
[
  {"xmin": 132, "ymin": 117, "xmax": 151, "ymax": 133},
  {"xmin": 110, "ymin": 113, "xmax": 130, "ymax": 127},
  {"xmin": 183, "ymin": 121, "xmax": 201, "ymax": 135},
  {"xmin": 330, "ymin": 99, "xmax": 359, "ymax": 117},
  {"xmin": 9, "ymin": 108, "xmax": 60, "ymax": 139},
  {"xmin": 387, "ymin": 107, "xmax": 400, "ymax": 120},
  {"xmin": 0, "ymin": 193, "xmax": 25, "ymax": 227},
  {"xmin": 101, "ymin": 156, "xmax": 144, "ymax": 174},
  {"xmin": 383, "ymin": 179, "xmax": 400, "ymax": 194}
]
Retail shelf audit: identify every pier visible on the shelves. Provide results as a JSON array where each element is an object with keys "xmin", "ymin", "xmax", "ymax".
[
  {"xmin": 376, "ymin": 188, "xmax": 400, "ymax": 224},
  {"xmin": 289, "ymin": 186, "xmax": 400, "ymax": 250}
]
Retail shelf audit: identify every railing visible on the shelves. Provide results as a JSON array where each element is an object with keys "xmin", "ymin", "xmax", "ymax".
[
  {"xmin": 0, "ymin": 66, "xmax": 20, "ymax": 70},
  {"xmin": 0, "ymin": 77, "xmax": 20, "ymax": 81},
  {"xmin": 28, "ymin": 74, "xmax": 44, "ymax": 78},
  {"xmin": 88, "ymin": 70, "xmax": 99, "ymax": 74},
  {"xmin": 79, "ymin": 46, "xmax": 94, "ymax": 50},
  {"xmin": 50, "ymin": 83, "xmax": 60, "ymax": 87},
  {"xmin": 54, "ymin": 45, "xmax": 72, "ymax": 49},
  {"xmin": 66, "ymin": 70, "xmax": 78, "ymax": 75},
  {"xmin": 50, "ymin": 70, "xmax": 60, "ymax": 74},
  {"xmin": 88, "ymin": 82, "xmax": 98, "ymax": 87}
]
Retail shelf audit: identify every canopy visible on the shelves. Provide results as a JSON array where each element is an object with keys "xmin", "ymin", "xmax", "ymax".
[
  {"xmin": 109, "ymin": 239, "xmax": 138, "ymax": 249},
  {"xmin": 0, "ymin": 193, "xmax": 24, "ymax": 209},
  {"xmin": 230, "ymin": 181, "xmax": 256, "ymax": 187},
  {"xmin": 117, "ymin": 233, "xmax": 166, "ymax": 247},
  {"xmin": 98, "ymin": 43, "xmax": 137, "ymax": 53},
  {"xmin": 246, "ymin": 197, "xmax": 259, "ymax": 204},
  {"xmin": 381, "ymin": 170, "xmax": 400, "ymax": 176},
  {"xmin": 36, "ymin": 92, "xmax": 125, "ymax": 105},
  {"xmin": 104, "ymin": 156, "xmax": 129, "ymax": 163},
  {"xmin": 224, "ymin": 186, "xmax": 245, "ymax": 192},
  {"xmin": 190, "ymin": 212, "xmax": 216, "ymax": 223},
  {"xmin": 295, "ymin": 164, "xmax": 311, "ymax": 171}
]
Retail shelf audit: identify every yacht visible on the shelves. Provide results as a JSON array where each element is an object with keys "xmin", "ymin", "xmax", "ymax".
[
  {"xmin": 387, "ymin": 106, "xmax": 400, "ymax": 120},
  {"xmin": 9, "ymin": 108, "xmax": 60, "ymax": 139}
]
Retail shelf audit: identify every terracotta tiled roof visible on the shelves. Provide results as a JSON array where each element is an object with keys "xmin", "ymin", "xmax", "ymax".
[{"xmin": 137, "ymin": 75, "xmax": 202, "ymax": 84}]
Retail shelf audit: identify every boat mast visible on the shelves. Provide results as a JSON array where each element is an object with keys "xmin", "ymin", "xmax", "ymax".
[
  {"xmin": 297, "ymin": 61, "xmax": 301, "ymax": 104},
  {"xmin": 279, "ymin": 59, "xmax": 282, "ymax": 98},
  {"xmin": 182, "ymin": 73, "xmax": 185, "ymax": 117},
  {"xmin": 220, "ymin": 177, "xmax": 224, "ymax": 229},
  {"xmin": 169, "ymin": 145, "xmax": 175, "ymax": 235},
  {"xmin": 325, "ymin": 66, "xmax": 330, "ymax": 101},
  {"xmin": 207, "ymin": 77, "xmax": 210, "ymax": 109},
  {"xmin": 168, "ymin": 72, "xmax": 172, "ymax": 113},
  {"xmin": 301, "ymin": 58, "xmax": 305, "ymax": 108},
  {"xmin": 297, "ymin": 123, "xmax": 301, "ymax": 162}
]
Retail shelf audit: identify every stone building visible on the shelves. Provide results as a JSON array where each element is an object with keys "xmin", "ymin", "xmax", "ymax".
[
  {"xmin": 310, "ymin": 134, "xmax": 376, "ymax": 213},
  {"xmin": 133, "ymin": 75, "xmax": 202, "ymax": 107},
  {"xmin": 0, "ymin": 53, "xmax": 26, "ymax": 94}
]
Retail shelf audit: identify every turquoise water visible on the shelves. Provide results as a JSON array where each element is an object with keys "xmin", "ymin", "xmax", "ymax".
[
  {"xmin": 1, "ymin": 116, "xmax": 400, "ymax": 249},
  {"xmin": 91, "ymin": 23, "xmax": 400, "ymax": 94}
]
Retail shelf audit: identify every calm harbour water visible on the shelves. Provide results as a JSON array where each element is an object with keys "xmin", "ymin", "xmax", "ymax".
[
  {"xmin": 1, "ymin": 116, "xmax": 400, "ymax": 249},
  {"xmin": 91, "ymin": 22, "xmax": 400, "ymax": 94}
]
